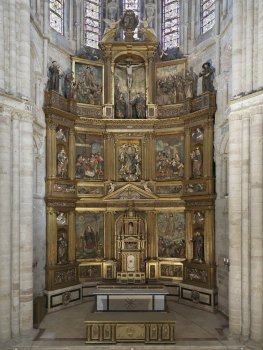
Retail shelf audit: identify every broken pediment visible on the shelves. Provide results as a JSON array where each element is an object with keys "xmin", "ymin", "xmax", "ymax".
[{"xmin": 103, "ymin": 183, "xmax": 158, "ymax": 200}]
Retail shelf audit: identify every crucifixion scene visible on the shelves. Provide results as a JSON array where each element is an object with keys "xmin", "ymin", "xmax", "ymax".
[{"xmin": 114, "ymin": 58, "xmax": 146, "ymax": 119}]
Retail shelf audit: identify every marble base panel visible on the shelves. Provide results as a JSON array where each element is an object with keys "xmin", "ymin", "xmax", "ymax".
[
  {"xmin": 85, "ymin": 312, "xmax": 176, "ymax": 344},
  {"xmin": 179, "ymin": 283, "xmax": 218, "ymax": 312},
  {"xmin": 44, "ymin": 284, "xmax": 82, "ymax": 313}
]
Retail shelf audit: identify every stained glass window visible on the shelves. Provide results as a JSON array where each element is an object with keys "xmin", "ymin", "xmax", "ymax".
[
  {"xmin": 84, "ymin": 0, "xmax": 101, "ymax": 48},
  {"xmin": 123, "ymin": 0, "xmax": 140, "ymax": 17},
  {"xmin": 162, "ymin": 0, "xmax": 180, "ymax": 49},
  {"xmin": 201, "ymin": 0, "xmax": 215, "ymax": 34},
  {"xmin": 50, "ymin": 0, "xmax": 64, "ymax": 34}
]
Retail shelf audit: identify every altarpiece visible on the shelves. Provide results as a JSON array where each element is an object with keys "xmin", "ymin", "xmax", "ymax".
[{"xmin": 44, "ymin": 10, "xmax": 217, "ymax": 315}]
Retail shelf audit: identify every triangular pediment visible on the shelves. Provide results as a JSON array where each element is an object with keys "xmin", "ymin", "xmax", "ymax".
[{"xmin": 104, "ymin": 183, "xmax": 158, "ymax": 200}]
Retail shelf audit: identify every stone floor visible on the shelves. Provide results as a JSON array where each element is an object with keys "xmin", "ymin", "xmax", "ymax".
[{"xmin": 4, "ymin": 299, "xmax": 247, "ymax": 350}]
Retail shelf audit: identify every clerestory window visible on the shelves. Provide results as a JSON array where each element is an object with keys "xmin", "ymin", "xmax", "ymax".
[
  {"xmin": 162, "ymin": 0, "xmax": 180, "ymax": 49},
  {"xmin": 200, "ymin": 0, "xmax": 215, "ymax": 34},
  {"xmin": 50, "ymin": 0, "xmax": 64, "ymax": 34},
  {"xmin": 84, "ymin": 0, "xmax": 102, "ymax": 48}
]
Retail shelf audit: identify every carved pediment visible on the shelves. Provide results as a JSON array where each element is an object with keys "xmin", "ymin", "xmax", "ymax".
[{"xmin": 104, "ymin": 183, "xmax": 158, "ymax": 200}]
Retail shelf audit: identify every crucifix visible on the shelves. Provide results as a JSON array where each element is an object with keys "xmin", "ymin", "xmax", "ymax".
[{"xmin": 116, "ymin": 60, "xmax": 144, "ymax": 118}]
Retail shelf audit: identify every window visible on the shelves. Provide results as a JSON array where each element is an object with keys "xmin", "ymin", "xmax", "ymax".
[
  {"xmin": 49, "ymin": 0, "xmax": 64, "ymax": 34},
  {"xmin": 123, "ymin": 0, "xmax": 140, "ymax": 17},
  {"xmin": 84, "ymin": 0, "xmax": 101, "ymax": 48},
  {"xmin": 162, "ymin": 0, "xmax": 180, "ymax": 49},
  {"xmin": 201, "ymin": 0, "xmax": 215, "ymax": 34}
]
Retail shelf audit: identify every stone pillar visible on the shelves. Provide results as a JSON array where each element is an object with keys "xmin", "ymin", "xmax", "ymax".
[
  {"xmin": 245, "ymin": 0, "xmax": 254, "ymax": 93},
  {"xmin": 19, "ymin": 112, "xmax": 34, "ymax": 335},
  {"xmin": 241, "ymin": 112, "xmax": 250, "ymax": 339},
  {"xmin": 0, "ymin": 1, "xmax": 4, "ymax": 89},
  {"xmin": 232, "ymin": 0, "xmax": 243, "ymax": 96},
  {"xmin": 257, "ymin": 1, "xmax": 263, "ymax": 88},
  {"xmin": 0, "ymin": 106, "xmax": 12, "ymax": 341},
  {"xmin": 11, "ymin": 113, "xmax": 21, "ymax": 337},
  {"xmin": 250, "ymin": 106, "xmax": 263, "ymax": 343},
  {"xmin": 19, "ymin": 0, "xmax": 31, "ymax": 99},
  {"xmin": 228, "ymin": 112, "xmax": 242, "ymax": 336}
]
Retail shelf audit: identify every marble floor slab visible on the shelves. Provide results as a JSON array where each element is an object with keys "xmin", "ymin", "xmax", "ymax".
[{"xmin": 3, "ymin": 299, "xmax": 246, "ymax": 349}]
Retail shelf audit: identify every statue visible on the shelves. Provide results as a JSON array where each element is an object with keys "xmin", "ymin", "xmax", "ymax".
[
  {"xmin": 57, "ymin": 148, "xmax": 68, "ymax": 178},
  {"xmin": 145, "ymin": 0, "xmax": 156, "ymax": 28},
  {"xmin": 139, "ymin": 18, "xmax": 158, "ymax": 42},
  {"xmin": 108, "ymin": 182, "xmax": 116, "ymax": 194},
  {"xmin": 101, "ymin": 19, "xmax": 120, "ymax": 42},
  {"xmin": 115, "ymin": 92, "xmax": 126, "ymax": 118},
  {"xmin": 190, "ymin": 147, "xmax": 202, "ymax": 178},
  {"xmin": 141, "ymin": 180, "xmax": 152, "ymax": 193},
  {"xmin": 56, "ymin": 128, "xmax": 67, "ymax": 142},
  {"xmin": 64, "ymin": 72, "xmax": 74, "ymax": 99},
  {"xmin": 107, "ymin": 0, "xmax": 118, "ymax": 21},
  {"xmin": 193, "ymin": 231, "xmax": 204, "ymax": 262},
  {"xmin": 131, "ymin": 93, "xmax": 146, "ymax": 119},
  {"xmin": 185, "ymin": 68, "xmax": 198, "ymax": 99},
  {"xmin": 57, "ymin": 230, "xmax": 68, "ymax": 264},
  {"xmin": 47, "ymin": 61, "xmax": 63, "ymax": 92},
  {"xmin": 199, "ymin": 62, "xmax": 215, "ymax": 93}
]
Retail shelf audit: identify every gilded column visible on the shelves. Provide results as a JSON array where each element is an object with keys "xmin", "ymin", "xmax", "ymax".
[
  {"xmin": 204, "ymin": 209, "xmax": 214, "ymax": 265},
  {"xmin": 185, "ymin": 128, "xmax": 191, "ymax": 179},
  {"xmin": 250, "ymin": 107, "xmax": 263, "ymax": 343},
  {"xmin": 104, "ymin": 133, "xmax": 115, "ymax": 181},
  {"xmin": 147, "ymin": 52, "xmax": 155, "ymax": 104},
  {"xmin": 104, "ymin": 52, "xmax": 112, "ymax": 104},
  {"xmin": 203, "ymin": 118, "xmax": 214, "ymax": 178},
  {"xmin": 46, "ymin": 118, "xmax": 56, "ymax": 178},
  {"xmin": 147, "ymin": 211, "xmax": 157, "ymax": 259},
  {"xmin": 46, "ymin": 207, "xmax": 57, "ymax": 266},
  {"xmin": 185, "ymin": 211, "xmax": 193, "ymax": 261},
  {"xmin": 0, "ymin": 106, "xmax": 12, "ymax": 341},
  {"xmin": 228, "ymin": 111, "xmax": 242, "ymax": 336},
  {"xmin": 105, "ymin": 211, "xmax": 115, "ymax": 259},
  {"xmin": 68, "ymin": 211, "xmax": 76, "ymax": 262},
  {"xmin": 68, "ymin": 128, "xmax": 75, "ymax": 180}
]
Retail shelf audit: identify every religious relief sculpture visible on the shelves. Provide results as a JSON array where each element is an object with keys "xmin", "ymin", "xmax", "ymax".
[
  {"xmin": 192, "ymin": 127, "xmax": 204, "ymax": 144},
  {"xmin": 199, "ymin": 62, "xmax": 215, "ymax": 93},
  {"xmin": 120, "ymin": 10, "xmax": 139, "ymax": 41},
  {"xmin": 47, "ymin": 61, "xmax": 63, "ymax": 92},
  {"xmin": 193, "ymin": 211, "xmax": 205, "ymax": 225},
  {"xmin": 57, "ymin": 147, "xmax": 68, "ymax": 178},
  {"xmin": 119, "ymin": 143, "xmax": 141, "ymax": 181},
  {"xmin": 114, "ymin": 59, "xmax": 146, "ymax": 119},
  {"xmin": 190, "ymin": 147, "xmax": 203, "ymax": 178},
  {"xmin": 192, "ymin": 231, "xmax": 204, "ymax": 263},
  {"xmin": 108, "ymin": 182, "xmax": 116, "ymax": 194},
  {"xmin": 57, "ymin": 229, "xmax": 68, "ymax": 264}
]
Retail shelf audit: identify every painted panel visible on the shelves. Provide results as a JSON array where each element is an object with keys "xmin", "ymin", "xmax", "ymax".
[
  {"xmin": 157, "ymin": 212, "xmax": 185, "ymax": 258},
  {"xmin": 76, "ymin": 213, "xmax": 104, "ymax": 259}
]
